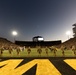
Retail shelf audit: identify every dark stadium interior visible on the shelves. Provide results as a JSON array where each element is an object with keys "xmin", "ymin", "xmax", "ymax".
[{"xmin": 15, "ymin": 40, "xmax": 62, "ymax": 47}]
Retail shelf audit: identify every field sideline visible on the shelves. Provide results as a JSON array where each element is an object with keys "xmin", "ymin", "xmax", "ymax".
[{"xmin": 0, "ymin": 48, "xmax": 76, "ymax": 57}]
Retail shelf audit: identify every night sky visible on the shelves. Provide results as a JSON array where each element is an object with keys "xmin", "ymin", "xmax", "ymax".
[{"xmin": 0, "ymin": 0, "xmax": 76, "ymax": 42}]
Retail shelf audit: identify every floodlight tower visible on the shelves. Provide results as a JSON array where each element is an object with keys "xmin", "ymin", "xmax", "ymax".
[
  {"xmin": 66, "ymin": 31, "xmax": 71, "ymax": 40},
  {"xmin": 12, "ymin": 31, "xmax": 18, "ymax": 42},
  {"xmin": 72, "ymin": 23, "xmax": 76, "ymax": 37}
]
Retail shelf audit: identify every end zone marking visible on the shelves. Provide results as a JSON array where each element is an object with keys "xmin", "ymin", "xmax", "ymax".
[
  {"xmin": 0, "ymin": 59, "xmax": 23, "ymax": 75},
  {"xmin": 64, "ymin": 59, "xmax": 76, "ymax": 70},
  {"xmin": 0, "ymin": 59, "xmax": 61, "ymax": 75},
  {"xmin": 36, "ymin": 59, "xmax": 61, "ymax": 75}
]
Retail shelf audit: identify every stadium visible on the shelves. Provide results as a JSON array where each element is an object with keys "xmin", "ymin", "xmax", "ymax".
[
  {"xmin": 0, "ymin": 35, "xmax": 76, "ymax": 57},
  {"xmin": 0, "ymin": 25, "xmax": 76, "ymax": 75},
  {"xmin": 0, "ymin": 36, "xmax": 76, "ymax": 75},
  {"xmin": 0, "ymin": 0, "xmax": 76, "ymax": 75}
]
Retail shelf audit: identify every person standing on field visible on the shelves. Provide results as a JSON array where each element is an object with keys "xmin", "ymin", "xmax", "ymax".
[
  {"xmin": 0, "ymin": 46, "xmax": 4, "ymax": 56},
  {"xmin": 61, "ymin": 46, "xmax": 65, "ymax": 56},
  {"xmin": 8, "ymin": 46, "xmax": 13, "ymax": 55},
  {"xmin": 50, "ymin": 46, "xmax": 57, "ymax": 56},
  {"xmin": 45, "ymin": 47, "xmax": 48, "ymax": 56},
  {"xmin": 37, "ymin": 47, "xmax": 42, "ymax": 56},
  {"xmin": 71, "ymin": 45, "xmax": 76, "ymax": 55},
  {"xmin": 16, "ymin": 47, "xmax": 21, "ymax": 55},
  {"xmin": 27, "ymin": 47, "xmax": 31, "ymax": 56}
]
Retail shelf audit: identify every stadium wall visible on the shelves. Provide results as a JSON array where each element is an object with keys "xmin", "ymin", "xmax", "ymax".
[{"xmin": 15, "ymin": 40, "xmax": 62, "ymax": 47}]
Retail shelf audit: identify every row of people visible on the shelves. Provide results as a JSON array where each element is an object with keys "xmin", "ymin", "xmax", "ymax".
[{"xmin": 0, "ymin": 45, "xmax": 76, "ymax": 56}]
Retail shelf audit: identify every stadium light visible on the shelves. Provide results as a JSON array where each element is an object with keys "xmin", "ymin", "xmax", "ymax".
[
  {"xmin": 12, "ymin": 31, "xmax": 18, "ymax": 42},
  {"xmin": 38, "ymin": 37, "xmax": 44, "ymax": 41},
  {"xmin": 66, "ymin": 31, "xmax": 71, "ymax": 40}
]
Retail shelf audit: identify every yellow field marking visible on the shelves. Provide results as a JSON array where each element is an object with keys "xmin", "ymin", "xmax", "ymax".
[
  {"xmin": 13, "ymin": 59, "xmax": 61, "ymax": 75},
  {"xmin": 36, "ymin": 59, "xmax": 61, "ymax": 75},
  {"xmin": 0, "ymin": 59, "xmax": 61, "ymax": 75},
  {"xmin": 64, "ymin": 59, "xmax": 76, "ymax": 70},
  {"xmin": 0, "ymin": 59, "xmax": 23, "ymax": 75},
  {"xmin": 13, "ymin": 59, "xmax": 37, "ymax": 75}
]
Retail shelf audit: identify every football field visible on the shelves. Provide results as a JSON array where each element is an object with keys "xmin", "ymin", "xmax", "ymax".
[{"xmin": 0, "ymin": 48, "xmax": 76, "ymax": 75}]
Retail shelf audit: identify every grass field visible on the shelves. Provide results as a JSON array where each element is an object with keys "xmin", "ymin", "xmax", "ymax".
[{"xmin": 0, "ymin": 48, "xmax": 76, "ymax": 57}]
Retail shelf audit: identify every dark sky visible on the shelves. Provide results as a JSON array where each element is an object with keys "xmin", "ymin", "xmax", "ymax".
[{"xmin": 0, "ymin": 0, "xmax": 76, "ymax": 42}]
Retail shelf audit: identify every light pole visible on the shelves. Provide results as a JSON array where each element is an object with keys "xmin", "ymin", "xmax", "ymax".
[
  {"xmin": 66, "ymin": 31, "xmax": 71, "ymax": 40},
  {"xmin": 12, "ymin": 31, "xmax": 18, "ymax": 42}
]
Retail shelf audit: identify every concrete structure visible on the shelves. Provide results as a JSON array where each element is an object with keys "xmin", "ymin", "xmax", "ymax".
[{"xmin": 73, "ymin": 23, "xmax": 76, "ymax": 37}]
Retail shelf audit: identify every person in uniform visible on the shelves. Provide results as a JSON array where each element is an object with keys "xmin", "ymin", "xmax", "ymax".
[
  {"xmin": 27, "ymin": 47, "xmax": 31, "ymax": 56},
  {"xmin": 71, "ymin": 45, "xmax": 76, "ymax": 55},
  {"xmin": 45, "ymin": 47, "xmax": 48, "ymax": 56},
  {"xmin": 0, "ymin": 46, "xmax": 4, "ymax": 56},
  {"xmin": 16, "ymin": 47, "xmax": 21, "ymax": 55},
  {"xmin": 37, "ymin": 47, "xmax": 42, "ymax": 56}
]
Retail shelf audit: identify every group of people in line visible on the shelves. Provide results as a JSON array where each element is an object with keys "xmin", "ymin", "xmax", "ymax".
[
  {"xmin": 0, "ymin": 45, "xmax": 76, "ymax": 56},
  {"xmin": 0, "ymin": 46, "xmax": 24, "ymax": 55}
]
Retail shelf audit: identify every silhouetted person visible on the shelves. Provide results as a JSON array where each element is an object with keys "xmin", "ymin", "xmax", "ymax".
[
  {"xmin": 9, "ymin": 49, "xmax": 12, "ymax": 54},
  {"xmin": 37, "ymin": 47, "xmax": 42, "ymax": 56},
  {"xmin": 45, "ymin": 47, "xmax": 48, "ymax": 55},
  {"xmin": 71, "ymin": 45, "xmax": 76, "ymax": 55},
  {"xmin": 22, "ymin": 46, "xmax": 25, "ymax": 51},
  {"xmin": 16, "ymin": 47, "xmax": 21, "ymax": 55},
  {"xmin": 27, "ymin": 47, "xmax": 31, "ymax": 56},
  {"xmin": 50, "ymin": 46, "xmax": 57, "ymax": 56},
  {"xmin": 8, "ymin": 46, "xmax": 13, "ymax": 55},
  {"xmin": 61, "ymin": 46, "xmax": 65, "ymax": 56},
  {"xmin": 62, "ymin": 50, "xmax": 65, "ymax": 56},
  {"xmin": 0, "ymin": 46, "xmax": 4, "ymax": 56},
  {"xmin": 54, "ymin": 49, "xmax": 57, "ymax": 57}
]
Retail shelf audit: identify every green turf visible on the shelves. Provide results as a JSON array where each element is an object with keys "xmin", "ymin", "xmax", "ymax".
[{"xmin": 0, "ymin": 48, "xmax": 76, "ymax": 57}]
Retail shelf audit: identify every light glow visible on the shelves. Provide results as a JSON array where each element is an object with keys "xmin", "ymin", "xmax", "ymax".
[
  {"xmin": 66, "ymin": 31, "xmax": 71, "ymax": 35},
  {"xmin": 38, "ymin": 38, "xmax": 44, "ymax": 41},
  {"xmin": 12, "ymin": 31, "xmax": 18, "ymax": 36}
]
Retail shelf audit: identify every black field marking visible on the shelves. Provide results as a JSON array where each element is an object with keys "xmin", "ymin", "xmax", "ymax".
[
  {"xmin": 0, "ymin": 59, "xmax": 8, "ymax": 68},
  {"xmin": 0, "ymin": 59, "xmax": 7, "ymax": 62},
  {"xmin": 50, "ymin": 59, "xmax": 76, "ymax": 75},
  {"xmin": 0, "ymin": 57, "xmax": 76, "ymax": 59},
  {"xmin": 22, "ymin": 64, "xmax": 37, "ymax": 75},
  {"xmin": 15, "ymin": 59, "xmax": 34, "ymax": 69},
  {"xmin": 0, "ymin": 57, "xmax": 76, "ymax": 75},
  {"xmin": 0, "ymin": 65, "xmax": 6, "ymax": 68}
]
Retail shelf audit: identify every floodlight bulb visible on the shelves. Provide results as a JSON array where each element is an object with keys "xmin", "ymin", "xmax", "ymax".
[
  {"xmin": 12, "ymin": 31, "xmax": 18, "ymax": 36},
  {"xmin": 66, "ymin": 31, "xmax": 71, "ymax": 35}
]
